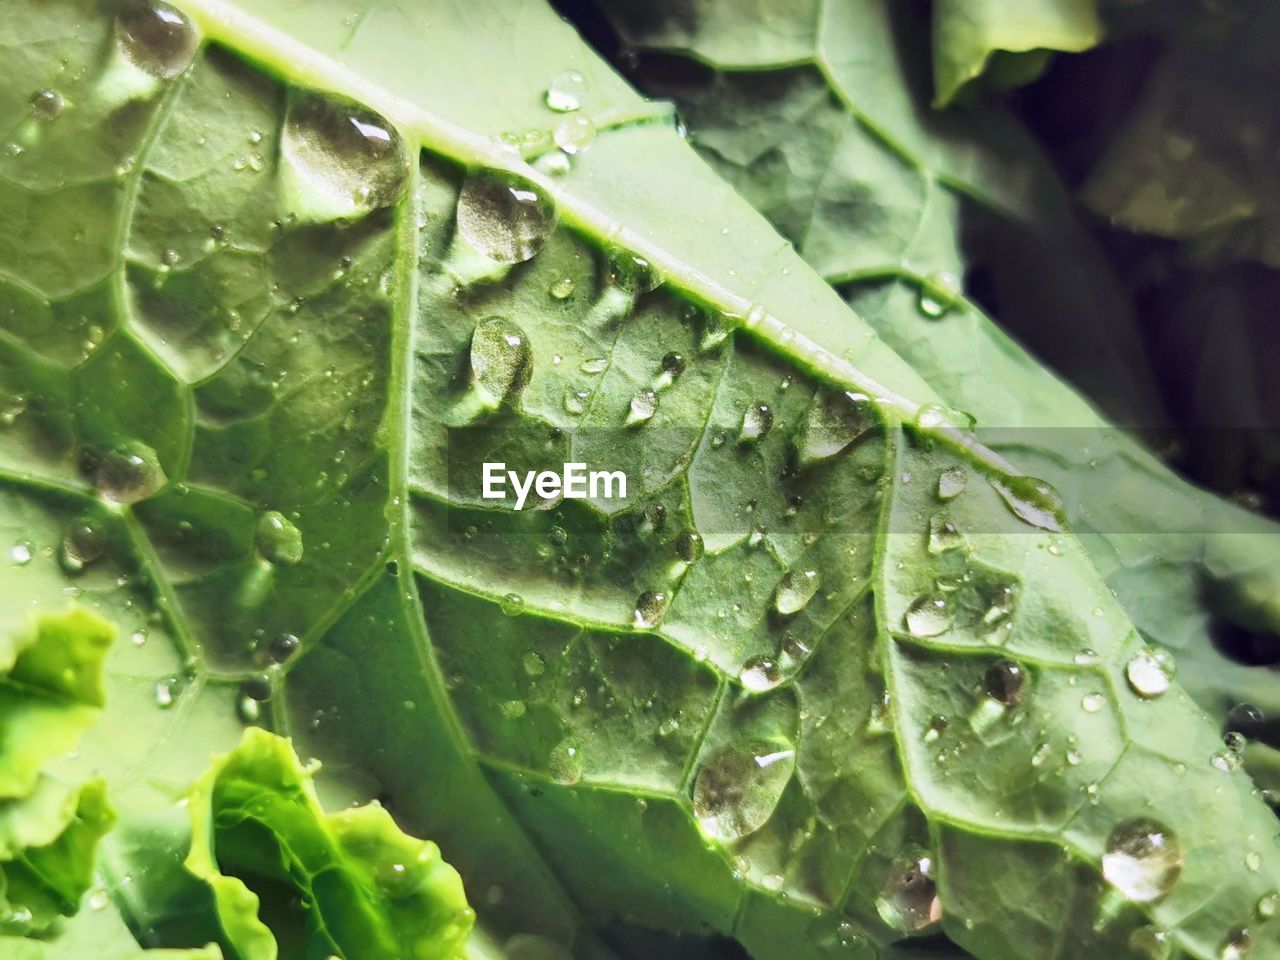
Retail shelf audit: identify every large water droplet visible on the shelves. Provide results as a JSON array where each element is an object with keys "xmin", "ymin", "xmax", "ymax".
[
  {"xmin": 283, "ymin": 94, "xmax": 407, "ymax": 213},
  {"xmin": 95, "ymin": 441, "xmax": 166, "ymax": 504},
  {"xmin": 545, "ymin": 70, "xmax": 587, "ymax": 112},
  {"xmin": 990, "ymin": 475, "xmax": 1066, "ymax": 532},
  {"xmin": 1102, "ymin": 819, "xmax": 1183, "ymax": 903},
  {"xmin": 456, "ymin": 171, "xmax": 555, "ymax": 263},
  {"xmin": 693, "ymin": 739, "xmax": 796, "ymax": 841},
  {"xmin": 255, "ymin": 510, "xmax": 304, "ymax": 566},
  {"xmin": 739, "ymin": 403, "xmax": 773, "ymax": 443},
  {"xmin": 876, "ymin": 853, "xmax": 942, "ymax": 932},
  {"xmin": 470, "ymin": 316, "xmax": 532, "ymax": 408},
  {"xmin": 774, "ymin": 569, "xmax": 819, "ymax": 615},
  {"xmin": 633, "ymin": 590, "xmax": 669, "ymax": 628},
  {"xmin": 1126, "ymin": 648, "xmax": 1176, "ymax": 699},
  {"xmin": 739, "ymin": 655, "xmax": 782, "ymax": 693},
  {"xmin": 553, "ymin": 114, "xmax": 595, "ymax": 155},
  {"xmin": 905, "ymin": 595, "xmax": 953, "ymax": 637},
  {"xmin": 548, "ymin": 739, "xmax": 583, "ymax": 785},
  {"xmin": 795, "ymin": 390, "xmax": 873, "ymax": 468},
  {"xmin": 116, "ymin": 0, "xmax": 198, "ymax": 79},
  {"xmin": 60, "ymin": 517, "xmax": 107, "ymax": 574}
]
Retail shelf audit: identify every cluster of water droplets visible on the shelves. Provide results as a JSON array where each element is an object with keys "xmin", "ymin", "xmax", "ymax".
[{"xmin": 543, "ymin": 70, "xmax": 596, "ymax": 162}]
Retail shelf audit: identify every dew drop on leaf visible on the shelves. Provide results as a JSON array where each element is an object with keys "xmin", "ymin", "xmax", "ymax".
[
  {"xmin": 1221, "ymin": 926, "xmax": 1253, "ymax": 959},
  {"xmin": 95, "ymin": 441, "xmax": 166, "ymax": 504},
  {"xmin": 936, "ymin": 466, "xmax": 967, "ymax": 500},
  {"xmin": 29, "ymin": 89, "xmax": 63, "ymax": 120},
  {"xmin": 267, "ymin": 633, "xmax": 301, "ymax": 665},
  {"xmin": 794, "ymin": 390, "xmax": 873, "ymax": 468},
  {"xmin": 282, "ymin": 93, "xmax": 407, "ymax": 212},
  {"xmin": 470, "ymin": 316, "xmax": 533, "ymax": 408},
  {"xmin": 774, "ymin": 569, "xmax": 819, "ymax": 615},
  {"xmin": 1127, "ymin": 926, "xmax": 1172, "ymax": 960},
  {"xmin": 553, "ymin": 114, "xmax": 595, "ymax": 155},
  {"xmin": 456, "ymin": 171, "xmax": 555, "ymax": 263},
  {"xmin": 738, "ymin": 655, "xmax": 782, "ymax": 693},
  {"xmin": 989, "ymin": 475, "xmax": 1067, "ymax": 532},
  {"xmin": 116, "ymin": 0, "xmax": 198, "ymax": 79},
  {"xmin": 739, "ymin": 403, "xmax": 773, "ymax": 443},
  {"xmin": 255, "ymin": 510, "xmax": 304, "ymax": 566},
  {"xmin": 984, "ymin": 660, "xmax": 1026, "ymax": 707},
  {"xmin": 927, "ymin": 514, "xmax": 964, "ymax": 554},
  {"xmin": 579, "ymin": 356, "xmax": 607, "ymax": 374},
  {"xmin": 154, "ymin": 675, "xmax": 181, "ymax": 709},
  {"xmin": 914, "ymin": 401, "xmax": 971, "ymax": 431},
  {"xmin": 545, "ymin": 70, "xmax": 587, "ymax": 112},
  {"xmin": 522, "ymin": 651, "xmax": 545, "ymax": 676},
  {"xmin": 693, "ymin": 739, "xmax": 796, "ymax": 841},
  {"xmin": 500, "ymin": 593, "xmax": 525, "ymax": 616},
  {"xmin": 625, "ymin": 391, "xmax": 657, "ymax": 427},
  {"xmin": 904, "ymin": 595, "xmax": 953, "ymax": 637},
  {"xmin": 548, "ymin": 739, "xmax": 583, "ymax": 785},
  {"xmin": 633, "ymin": 590, "xmax": 669, "ymax": 628},
  {"xmin": 549, "ymin": 276, "xmax": 575, "ymax": 299},
  {"xmin": 875, "ymin": 852, "xmax": 942, "ymax": 932},
  {"xmin": 1126, "ymin": 647, "xmax": 1176, "ymax": 699},
  {"xmin": 917, "ymin": 270, "xmax": 961, "ymax": 318},
  {"xmin": 60, "ymin": 517, "xmax": 107, "ymax": 573},
  {"xmin": 9, "ymin": 540, "xmax": 32, "ymax": 566},
  {"xmin": 609, "ymin": 253, "xmax": 663, "ymax": 294},
  {"xmin": 675, "ymin": 530, "xmax": 704, "ymax": 563},
  {"xmin": 1102, "ymin": 818, "xmax": 1183, "ymax": 902}
]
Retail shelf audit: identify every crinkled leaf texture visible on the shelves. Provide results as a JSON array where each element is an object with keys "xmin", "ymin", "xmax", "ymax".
[
  {"xmin": 0, "ymin": 2, "xmax": 1276, "ymax": 960},
  {"xmin": 0, "ymin": 608, "xmax": 116, "ymax": 935},
  {"xmin": 186, "ymin": 727, "xmax": 473, "ymax": 960}
]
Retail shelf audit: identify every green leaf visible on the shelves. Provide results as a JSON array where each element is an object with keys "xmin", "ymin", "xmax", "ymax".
[
  {"xmin": 185, "ymin": 728, "xmax": 473, "ymax": 960},
  {"xmin": 0, "ymin": 2, "xmax": 1276, "ymax": 959}
]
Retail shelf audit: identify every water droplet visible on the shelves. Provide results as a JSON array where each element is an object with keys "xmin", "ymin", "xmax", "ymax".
[
  {"xmin": 633, "ymin": 590, "xmax": 669, "ymax": 628},
  {"xmin": 1102, "ymin": 819, "xmax": 1183, "ymax": 902},
  {"xmin": 984, "ymin": 660, "xmax": 1026, "ymax": 706},
  {"xmin": 562, "ymin": 388, "xmax": 589, "ymax": 414},
  {"xmin": 116, "ymin": 0, "xmax": 198, "ymax": 79},
  {"xmin": 1127, "ymin": 926, "xmax": 1172, "ymax": 960},
  {"xmin": 1081, "ymin": 692, "xmax": 1105, "ymax": 713},
  {"xmin": 9, "ymin": 541, "xmax": 32, "ymax": 566},
  {"xmin": 60, "ymin": 517, "xmax": 107, "ymax": 573},
  {"xmin": 471, "ymin": 316, "xmax": 532, "ymax": 408},
  {"xmin": 1258, "ymin": 892, "xmax": 1279, "ymax": 919},
  {"xmin": 553, "ymin": 114, "xmax": 595, "ymax": 155},
  {"xmin": 675, "ymin": 530, "xmax": 704, "ymax": 563},
  {"xmin": 990, "ymin": 475, "xmax": 1066, "ymax": 532},
  {"xmin": 501, "ymin": 699, "xmax": 527, "ymax": 719},
  {"xmin": 548, "ymin": 739, "xmax": 583, "ymax": 785},
  {"xmin": 545, "ymin": 70, "xmax": 587, "ymax": 112},
  {"xmin": 914, "ymin": 402, "xmax": 971, "ymax": 431},
  {"xmin": 795, "ymin": 390, "xmax": 873, "ymax": 468},
  {"xmin": 739, "ymin": 403, "xmax": 773, "ymax": 443},
  {"xmin": 1222, "ymin": 927, "xmax": 1253, "ymax": 959},
  {"xmin": 739, "ymin": 655, "xmax": 782, "ymax": 693},
  {"xmin": 693, "ymin": 739, "xmax": 796, "ymax": 841},
  {"xmin": 29, "ymin": 89, "xmax": 63, "ymax": 120},
  {"xmin": 609, "ymin": 253, "xmax": 663, "ymax": 294},
  {"xmin": 580, "ymin": 356, "xmax": 607, "ymax": 374},
  {"xmin": 549, "ymin": 277, "xmax": 575, "ymax": 299},
  {"xmin": 936, "ymin": 467, "xmax": 967, "ymax": 501},
  {"xmin": 1213, "ymin": 731, "xmax": 1247, "ymax": 773},
  {"xmin": 917, "ymin": 270, "xmax": 961, "ymax": 318},
  {"xmin": 154, "ymin": 675, "xmax": 181, "ymax": 708},
  {"xmin": 905, "ymin": 595, "xmax": 953, "ymax": 637},
  {"xmin": 876, "ymin": 853, "xmax": 942, "ymax": 932},
  {"xmin": 498, "ymin": 593, "xmax": 526, "ymax": 617},
  {"xmin": 774, "ymin": 569, "xmax": 819, "ymax": 615},
  {"xmin": 927, "ymin": 514, "xmax": 964, "ymax": 554},
  {"xmin": 283, "ymin": 93, "xmax": 406, "ymax": 212},
  {"xmin": 1126, "ymin": 648, "xmax": 1176, "ymax": 699},
  {"xmin": 94, "ymin": 441, "xmax": 166, "ymax": 504},
  {"xmin": 456, "ymin": 170, "xmax": 555, "ymax": 263},
  {"xmin": 255, "ymin": 510, "xmax": 303, "ymax": 566},
  {"xmin": 522, "ymin": 651, "xmax": 545, "ymax": 676},
  {"xmin": 267, "ymin": 633, "xmax": 300, "ymax": 664},
  {"xmin": 699, "ymin": 311, "xmax": 732, "ymax": 352},
  {"xmin": 625, "ymin": 391, "xmax": 657, "ymax": 426}
]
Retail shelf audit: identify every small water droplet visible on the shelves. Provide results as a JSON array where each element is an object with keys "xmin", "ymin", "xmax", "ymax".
[
  {"xmin": 876, "ymin": 852, "xmax": 942, "ymax": 932},
  {"xmin": 609, "ymin": 252, "xmax": 663, "ymax": 294},
  {"xmin": 1102, "ymin": 819, "xmax": 1183, "ymax": 902},
  {"xmin": 1126, "ymin": 648, "xmax": 1176, "ymax": 699},
  {"xmin": 548, "ymin": 739, "xmax": 583, "ymax": 785},
  {"xmin": 562, "ymin": 388, "xmax": 589, "ymax": 414},
  {"xmin": 501, "ymin": 699, "xmax": 527, "ymax": 719},
  {"xmin": 545, "ymin": 70, "xmax": 587, "ymax": 112},
  {"xmin": 693, "ymin": 739, "xmax": 796, "ymax": 841},
  {"xmin": 917, "ymin": 270, "xmax": 961, "ymax": 318},
  {"xmin": 9, "ymin": 540, "xmax": 32, "ymax": 566},
  {"xmin": 522, "ymin": 651, "xmax": 545, "ymax": 676},
  {"xmin": 29, "ymin": 89, "xmax": 63, "ymax": 119},
  {"xmin": 60, "ymin": 517, "xmax": 107, "ymax": 573},
  {"xmin": 739, "ymin": 655, "xmax": 782, "ymax": 693},
  {"xmin": 154, "ymin": 675, "xmax": 181, "ymax": 709},
  {"xmin": 904, "ymin": 595, "xmax": 953, "ymax": 637},
  {"xmin": 580, "ymin": 356, "xmax": 607, "ymax": 374},
  {"xmin": 990, "ymin": 475, "xmax": 1066, "ymax": 532},
  {"xmin": 936, "ymin": 467, "xmax": 967, "ymax": 500},
  {"xmin": 795, "ymin": 390, "xmax": 873, "ymax": 467},
  {"xmin": 457, "ymin": 170, "xmax": 555, "ymax": 263},
  {"xmin": 625, "ymin": 391, "xmax": 657, "ymax": 426},
  {"xmin": 94, "ymin": 441, "xmax": 166, "ymax": 504},
  {"xmin": 633, "ymin": 590, "xmax": 669, "ymax": 628},
  {"xmin": 1127, "ymin": 926, "xmax": 1172, "ymax": 960},
  {"xmin": 500, "ymin": 593, "xmax": 525, "ymax": 616},
  {"xmin": 774, "ymin": 569, "xmax": 819, "ymax": 615},
  {"xmin": 699, "ymin": 311, "xmax": 732, "ymax": 352},
  {"xmin": 927, "ymin": 514, "xmax": 964, "ymax": 554},
  {"xmin": 553, "ymin": 114, "xmax": 595, "ymax": 155},
  {"xmin": 255, "ymin": 510, "xmax": 303, "ymax": 566},
  {"xmin": 116, "ymin": 0, "xmax": 198, "ymax": 79},
  {"xmin": 471, "ymin": 316, "xmax": 532, "ymax": 408},
  {"xmin": 984, "ymin": 660, "xmax": 1026, "ymax": 706},
  {"xmin": 283, "ymin": 93, "xmax": 406, "ymax": 213},
  {"xmin": 739, "ymin": 403, "xmax": 773, "ymax": 443},
  {"xmin": 1081, "ymin": 692, "xmax": 1105, "ymax": 713},
  {"xmin": 1221, "ymin": 927, "xmax": 1253, "ymax": 959},
  {"xmin": 675, "ymin": 530, "xmax": 704, "ymax": 563},
  {"xmin": 549, "ymin": 276, "xmax": 575, "ymax": 299},
  {"xmin": 267, "ymin": 633, "xmax": 300, "ymax": 664},
  {"xmin": 914, "ymin": 402, "xmax": 971, "ymax": 431}
]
